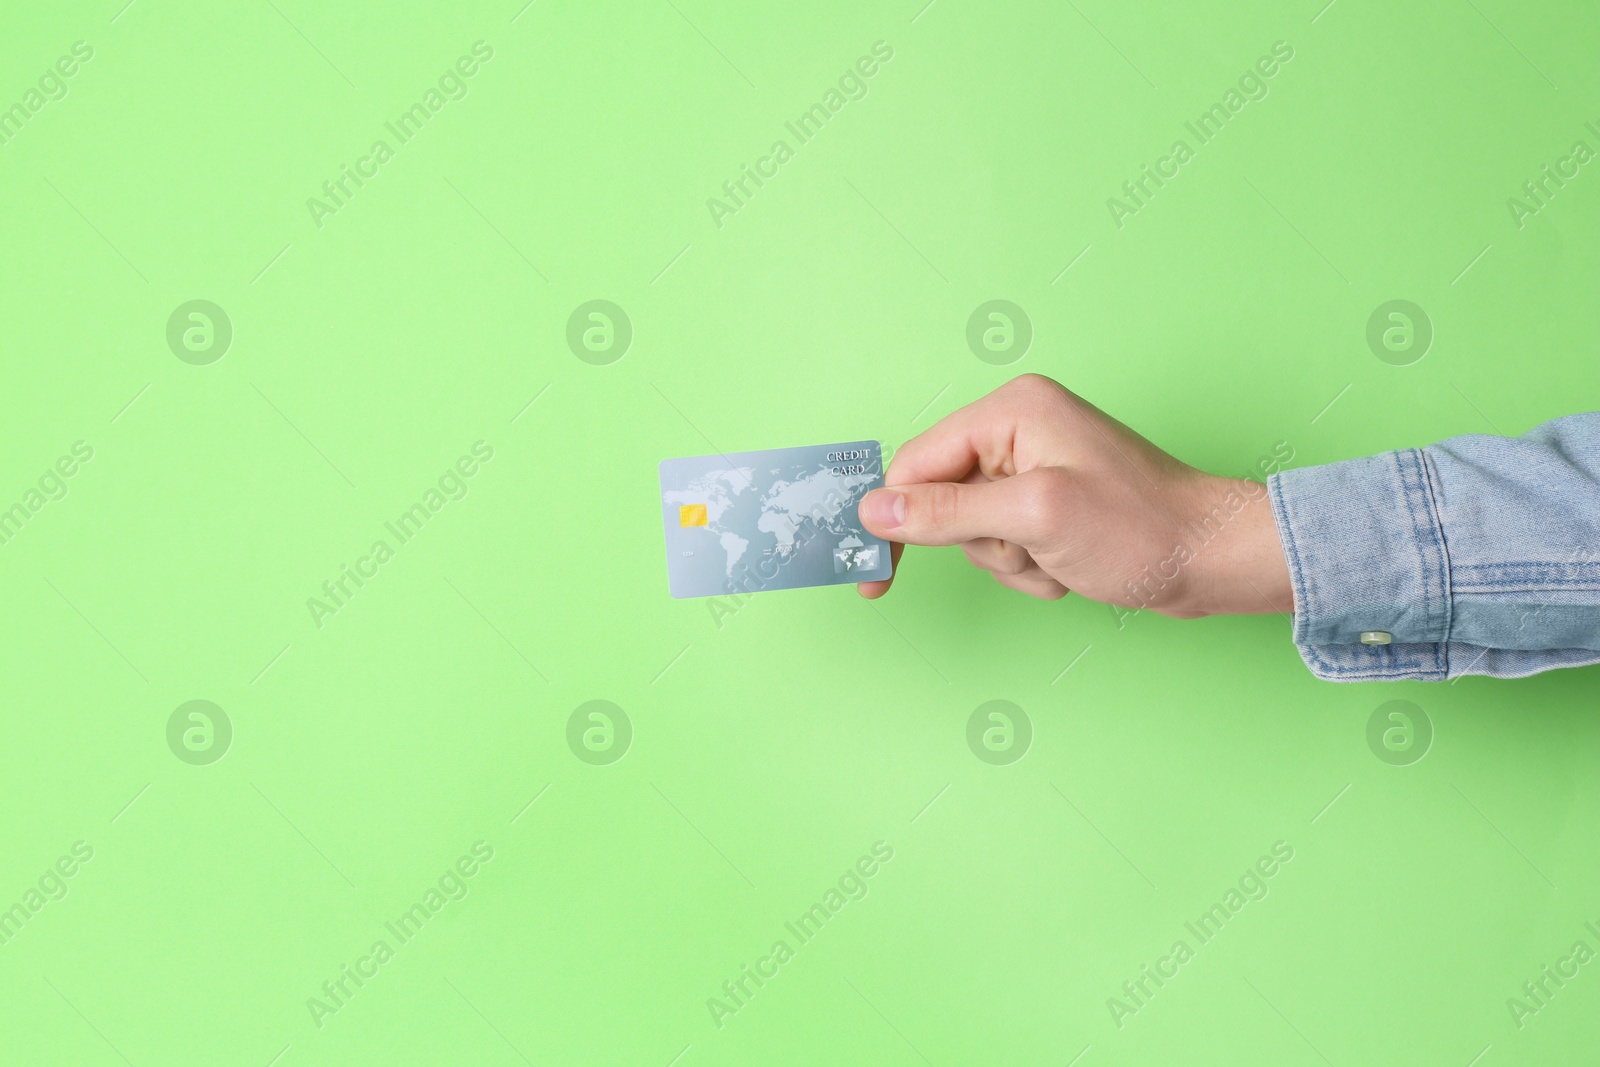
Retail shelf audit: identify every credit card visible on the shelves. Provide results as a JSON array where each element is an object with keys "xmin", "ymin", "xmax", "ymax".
[{"xmin": 658, "ymin": 440, "xmax": 893, "ymax": 599}]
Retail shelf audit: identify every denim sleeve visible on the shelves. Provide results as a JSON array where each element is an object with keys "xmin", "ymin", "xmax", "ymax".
[{"xmin": 1265, "ymin": 413, "xmax": 1600, "ymax": 682}]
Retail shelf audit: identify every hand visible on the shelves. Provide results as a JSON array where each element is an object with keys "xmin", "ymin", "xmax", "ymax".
[{"xmin": 856, "ymin": 374, "xmax": 1294, "ymax": 618}]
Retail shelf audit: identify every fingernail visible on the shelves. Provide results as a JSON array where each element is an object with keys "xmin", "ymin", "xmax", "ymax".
[{"xmin": 862, "ymin": 489, "xmax": 905, "ymax": 529}]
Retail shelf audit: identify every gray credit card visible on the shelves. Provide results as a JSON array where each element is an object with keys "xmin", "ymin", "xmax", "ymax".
[{"xmin": 658, "ymin": 440, "xmax": 893, "ymax": 599}]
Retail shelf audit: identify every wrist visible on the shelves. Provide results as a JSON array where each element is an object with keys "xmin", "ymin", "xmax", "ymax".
[{"xmin": 1173, "ymin": 476, "xmax": 1294, "ymax": 617}]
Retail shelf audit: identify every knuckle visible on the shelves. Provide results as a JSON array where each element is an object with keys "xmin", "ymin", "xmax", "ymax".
[
  {"xmin": 1016, "ymin": 468, "xmax": 1072, "ymax": 535},
  {"xmin": 1006, "ymin": 373, "xmax": 1060, "ymax": 400}
]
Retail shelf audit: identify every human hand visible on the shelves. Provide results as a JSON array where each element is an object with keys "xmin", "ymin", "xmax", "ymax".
[{"xmin": 856, "ymin": 374, "xmax": 1293, "ymax": 618}]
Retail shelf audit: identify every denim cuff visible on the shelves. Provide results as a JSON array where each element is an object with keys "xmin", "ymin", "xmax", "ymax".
[{"xmin": 1266, "ymin": 449, "xmax": 1452, "ymax": 681}]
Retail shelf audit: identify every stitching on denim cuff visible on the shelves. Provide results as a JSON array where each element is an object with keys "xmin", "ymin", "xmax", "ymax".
[
  {"xmin": 1451, "ymin": 560, "xmax": 1600, "ymax": 591},
  {"xmin": 1300, "ymin": 640, "xmax": 1438, "ymax": 680},
  {"xmin": 1394, "ymin": 449, "xmax": 1447, "ymax": 673},
  {"xmin": 1445, "ymin": 644, "xmax": 1600, "ymax": 680},
  {"xmin": 1268, "ymin": 472, "xmax": 1314, "ymax": 647},
  {"xmin": 1416, "ymin": 448, "xmax": 1455, "ymax": 675},
  {"xmin": 1395, "ymin": 450, "xmax": 1435, "ymax": 634}
]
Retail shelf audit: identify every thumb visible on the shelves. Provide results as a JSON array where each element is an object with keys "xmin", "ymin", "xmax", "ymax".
[{"xmin": 858, "ymin": 470, "xmax": 1061, "ymax": 547}]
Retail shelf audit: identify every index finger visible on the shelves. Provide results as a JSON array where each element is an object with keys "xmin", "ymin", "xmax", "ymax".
[{"xmin": 885, "ymin": 374, "xmax": 1062, "ymax": 488}]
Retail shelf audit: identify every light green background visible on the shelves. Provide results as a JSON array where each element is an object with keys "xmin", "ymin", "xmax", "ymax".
[{"xmin": 2, "ymin": 0, "xmax": 1598, "ymax": 1063}]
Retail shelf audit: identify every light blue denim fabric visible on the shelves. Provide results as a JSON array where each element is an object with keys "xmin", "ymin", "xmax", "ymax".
[{"xmin": 1265, "ymin": 413, "xmax": 1600, "ymax": 681}]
